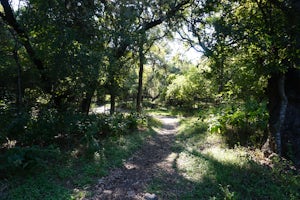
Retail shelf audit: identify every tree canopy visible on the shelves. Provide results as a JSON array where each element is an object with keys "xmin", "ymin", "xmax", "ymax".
[{"xmin": 1, "ymin": 0, "xmax": 300, "ymax": 169}]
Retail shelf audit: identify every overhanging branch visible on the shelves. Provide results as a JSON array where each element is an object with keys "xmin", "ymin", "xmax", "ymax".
[
  {"xmin": 0, "ymin": 0, "xmax": 52, "ymax": 93},
  {"xmin": 114, "ymin": 0, "xmax": 192, "ymax": 59}
]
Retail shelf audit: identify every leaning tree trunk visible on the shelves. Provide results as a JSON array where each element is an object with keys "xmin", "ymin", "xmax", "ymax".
[{"xmin": 0, "ymin": 0, "xmax": 52, "ymax": 95}]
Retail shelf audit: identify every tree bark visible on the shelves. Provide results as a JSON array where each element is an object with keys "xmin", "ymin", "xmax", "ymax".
[
  {"xmin": 110, "ymin": 92, "xmax": 116, "ymax": 115},
  {"xmin": 12, "ymin": 43, "xmax": 22, "ymax": 109},
  {"xmin": 275, "ymin": 74, "xmax": 288, "ymax": 156},
  {"xmin": 81, "ymin": 87, "xmax": 95, "ymax": 115},
  {"xmin": 217, "ymin": 58, "xmax": 225, "ymax": 93},
  {"xmin": 136, "ymin": 34, "xmax": 145, "ymax": 113}
]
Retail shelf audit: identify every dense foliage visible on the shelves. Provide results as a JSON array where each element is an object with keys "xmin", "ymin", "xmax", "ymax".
[
  {"xmin": 0, "ymin": 0, "xmax": 189, "ymax": 149},
  {"xmin": 0, "ymin": 0, "xmax": 300, "ymax": 197}
]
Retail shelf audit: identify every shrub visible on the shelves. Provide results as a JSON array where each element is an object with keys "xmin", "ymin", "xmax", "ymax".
[
  {"xmin": 0, "ymin": 107, "xmax": 30, "ymax": 145},
  {"xmin": 206, "ymin": 100, "xmax": 268, "ymax": 147},
  {"xmin": 0, "ymin": 109, "xmax": 142, "ymax": 171},
  {"xmin": 0, "ymin": 146, "xmax": 60, "ymax": 177}
]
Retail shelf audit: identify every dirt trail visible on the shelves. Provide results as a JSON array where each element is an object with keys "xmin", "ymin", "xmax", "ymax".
[{"xmin": 85, "ymin": 116, "xmax": 181, "ymax": 200}]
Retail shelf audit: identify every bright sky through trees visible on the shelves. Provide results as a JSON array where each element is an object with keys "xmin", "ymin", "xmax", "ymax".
[
  {"xmin": 10, "ymin": 0, "xmax": 24, "ymax": 10},
  {"xmin": 9, "ymin": 0, "xmax": 201, "ymax": 64},
  {"xmin": 169, "ymin": 38, "xmax": 201, "ymax": 64}
]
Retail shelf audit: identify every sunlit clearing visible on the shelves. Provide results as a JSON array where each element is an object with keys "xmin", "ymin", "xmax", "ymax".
[
  {"xmin": 202, "ymin": 146, "xmax": 249, "ymax": 166},
  {"xmin": 177, "ymin": 151, "xmax": 213, "ymax": 182}
]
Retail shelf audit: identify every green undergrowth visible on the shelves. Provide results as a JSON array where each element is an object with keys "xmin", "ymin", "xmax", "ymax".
[
  {"xmin": 1, "ymin": 116, "xmax": 158, "ymax": 200},
  {"xmin": 148, "ymin": 117, "xmax": 300, "ymax": 200}
]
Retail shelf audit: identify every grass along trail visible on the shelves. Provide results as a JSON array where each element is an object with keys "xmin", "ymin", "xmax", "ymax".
[{"xmin": 4, "ymin": 113, "xmax": 299, "ymax": 199}]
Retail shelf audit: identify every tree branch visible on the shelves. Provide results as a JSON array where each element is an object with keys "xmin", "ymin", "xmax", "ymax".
[
  {"xmin": 0, "ymin": 0, "xmax": 51, "ymax": 93},
  {"xmin": 114, "ymin": 0, "xmax": 191, "ymax": 59}
]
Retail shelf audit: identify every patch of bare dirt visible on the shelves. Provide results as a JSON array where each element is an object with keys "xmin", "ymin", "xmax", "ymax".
[{"xmin": 84, "ymin": 116, "xmax": 183, "ymax": 200}]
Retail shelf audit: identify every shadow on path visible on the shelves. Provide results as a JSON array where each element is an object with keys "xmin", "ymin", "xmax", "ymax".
[{"xmin": 85, "ymin": 116, "xmax": 182, "ymax": 200}]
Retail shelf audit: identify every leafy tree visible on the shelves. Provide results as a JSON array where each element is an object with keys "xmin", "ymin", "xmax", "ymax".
[
  {"xmin": 184, "ymin": 0, "xmax": 300, "ymax": 163},
  {"xmin": 143, "ymin": 42, "xmax": 171, "ymax": 104},
  {"xmin": 101, "ymin": 0, "xmax": 192, "ymax": 113},
  {"xmin": 165, "ymin": 63, "xmax": 212, "ymax": 108}
]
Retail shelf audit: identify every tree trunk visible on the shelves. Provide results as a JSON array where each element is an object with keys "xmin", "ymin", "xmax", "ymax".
[
  {"xmin": 266, "ymin": 69, "xmax": 300, "ymax": 166},
  {"xmin": 267, "ymin": 73, "xmax": 288, "ymax": 156},
  {"xmin": 13, "ymin": 45, "xmax": 22, "ymax": 109},
  {"xmin": 275, "ymin": 74, "xmax": 288, "ymax": 155},
  {"xmin": 217, "ymin": 58, "xmax": 225, "ymax": 93},
  {"xmin": 81, "ymin": 88, "xmax": 95, "ymax": 115},
  {"xmin": 282, "ymin": 69, "xmax": 300, "ymax": 166},
  {"xmin": 108, "ymin": 72, "xmax": 117, "ymax": 115},
  {"xmin": 110, "ymin": 92, "xmax": 116, "ymax": 115},
  {"xmin": 136, "ymin": 34, "xmax": 145, "ymax": 113}
]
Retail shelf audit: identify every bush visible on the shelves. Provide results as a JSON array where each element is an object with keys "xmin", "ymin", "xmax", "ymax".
[
  {"xmin": 93, "ymin": 113, "xmax": 140, "ymax": 136},
  {"xmin": 0, "ymin": 111, "xmax": 142, "ymax": 176},
  {"xmin": 205, "ymin": 100, "xmax": 268, "ymax": 147},
  {"xmin": 0, "ymin": 102, "xmax": 142, "ymax": 155},
  {"xmin": 0, "ymin": 106, "xmax": 30, "ymax": 145},
  {"xmin": 0, "ymin": 146, "xmax": 60, "ymax": 177}
]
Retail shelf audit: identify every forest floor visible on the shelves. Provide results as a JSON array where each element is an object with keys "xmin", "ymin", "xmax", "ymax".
[{"xmin": 84, "ymin": 116, "xmax": 182, "ymax": 199}]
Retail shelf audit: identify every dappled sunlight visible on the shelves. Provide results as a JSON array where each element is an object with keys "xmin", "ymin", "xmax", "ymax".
[
  {"xmin": 123, "ymin": 162, "xmax": 140, "ymax": 170},
  {"xmin": 2, "ymin": 139, "xmax": 17, "ymax": 149},
  {"xmin": 72, "ymin": 188, "xmax": 89, "ymax": 199},
  {"xmin": 202, "ymin": 146, "xmax": 249, "ymax": 166},
  {"xmin": 171, "ymin": 117, "xmax": 300, "ymax": 199},
  {"xmin": 2, "ymin": 0, "xmax": 299, "ymax": 198},
  {"xmin": 176, "ymin": 151, "xmax": 213, "ymax": 182},
  {"xmin": 79, "ymin": 115, "xmax": 183, "ymax": 199},
  {"xmin": 155, "ymin": 152, "xmax": 178, "ymax": 173}
]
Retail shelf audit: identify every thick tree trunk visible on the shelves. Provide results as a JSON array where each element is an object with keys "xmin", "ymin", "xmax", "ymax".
[
  {"xmin": 267, "ymin": 69, "xmax": 300, "ymax": 166},
  {"xmin": 267, "ymin": 73, "xmax": 287, "ymax": 156},
  {"xmin": 108, "ymin": 73, "xmax": 116, "ymax": 115},
  {"xmin": 81, "ymin": 88, "xmax": 95, "ymax": 115},
  {"xmin": 275, "ymin": 74, "xmax": 288, "ymax": 155}
]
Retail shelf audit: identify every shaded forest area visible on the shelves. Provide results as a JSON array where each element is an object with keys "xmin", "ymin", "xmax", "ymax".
[{"xmin": 0, "ymin": 0, "xmax": 300, "ymax": 198}]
